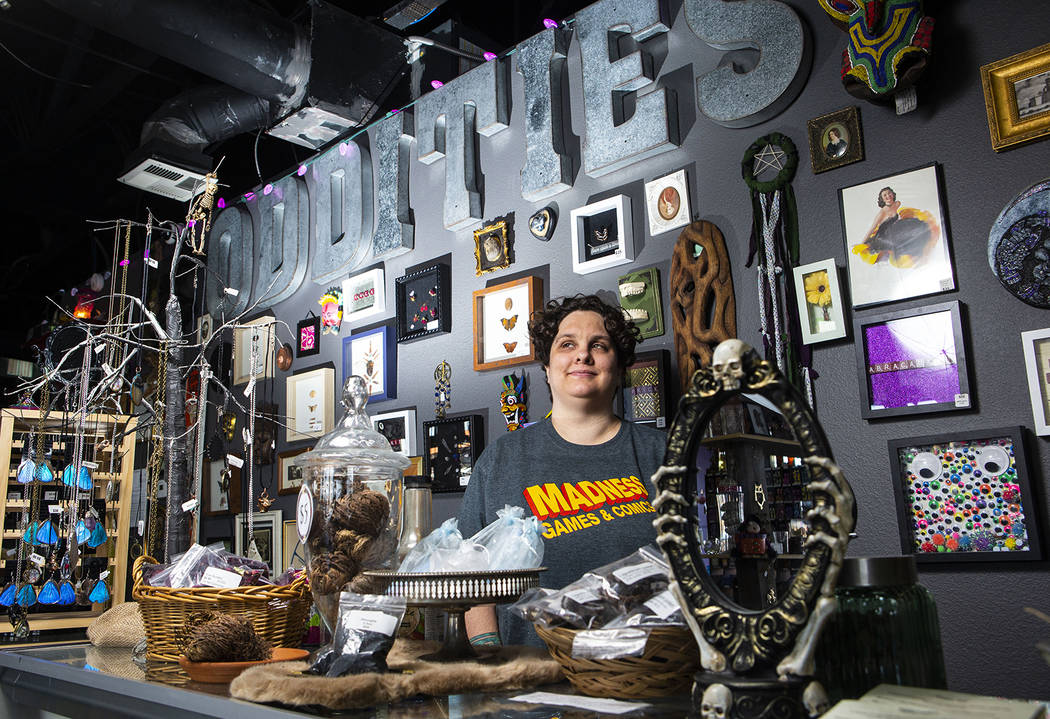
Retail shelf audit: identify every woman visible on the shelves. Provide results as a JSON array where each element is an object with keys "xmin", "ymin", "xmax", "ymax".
[
  {"xmin": 851, "ymin": 186, "xmax": 941, "ymax": 268},
  {"xmin": 824, "ymin": 127, "xmax": 847, "ymax": 158},
  {"xmin": 458, "ymin": 295, "xmax": 667, "ymax": 647}
]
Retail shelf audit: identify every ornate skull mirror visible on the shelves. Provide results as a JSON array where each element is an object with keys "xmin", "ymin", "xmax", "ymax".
[{"xmin": 653, "ymin": 339, "xmax": 855, "ymax": 718}]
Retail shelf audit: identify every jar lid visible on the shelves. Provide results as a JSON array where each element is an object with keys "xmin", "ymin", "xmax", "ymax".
[
  {"xmin": 298, "ymin": 376, "xmax": 411, "ymax": 472},
  {"xmin": 405, "ymin": 476, "xmax": 432, "ymax": 489},
  {"xmin": 838, "ymin": 556, "xmax": 918, "ymax": 587}
]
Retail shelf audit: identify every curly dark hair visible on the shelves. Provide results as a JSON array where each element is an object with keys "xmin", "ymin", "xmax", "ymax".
[
  {"xmin": 528, "ymin": 294, "xmax": 640, "ymax": 375},
  {"xmin": 876, "ymin": 186, "xmax": 896, "ymax": 208}
]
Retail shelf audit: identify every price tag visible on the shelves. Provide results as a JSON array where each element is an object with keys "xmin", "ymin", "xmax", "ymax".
[
  {"xmin": 347, "ymin": 610, "xmax": 399, "ymax": 637},
  {"xmin": 296, "ymin": 485, "xmax": 313, "ymax": 542},
  {"xmin": 243, "ymin": 377, "xmax": 256, "ymax": 398},
  {"xmin": 612, "ymin": 563, "xmax": 665, "ymax": 585},
  {"xmin": 93, "ymin": 343, "xmax": 105, "ymax": 355},
  {"xmin": 77, "ymin": 493, "xmax": 92, "ymax": 501},
  {"xmin": 227, "ymin": 454, "xmax": 244, "ymax": 469},
  {"xmin": 102, "ymin": 363, "xmax": 115, "ymax": 376},
  {"xmin": 29, "ymin": 553, "xmax": 45, "ymax": 567},
  {"xmin": 83, "ymin": 461, "xmax": 98, "ymax": 470},
  {"xmin": 200, "ymin": 566, "xmax": 242, "ymax": 588},
  {"xmin": 146, "ymin": 257, "xmax": 159, "ymax": 269},
  {"xmin": 224, "ymin": 287, "xmax": 240, "ymax": 296},
  {"xmin": 181, "ymin": 498, "xmax": 199, "ymax": 512},
  {"xmin": 48, "ymin": 505, "xmax": 61, "ymax": 515},
  {"xmin": 44, "ymin": 491, "xmax": 57, "ymax": 501},
  {"xmin": 954, "ymin": 393, "xmax": 970, "ymax": 408},
  {"xmin": 99, "ymin": 570, "xmax": 110, "ymax": 581},
  {"xmin": 137, "ymin": 520, "xmax": 145, "ymax": 536}
]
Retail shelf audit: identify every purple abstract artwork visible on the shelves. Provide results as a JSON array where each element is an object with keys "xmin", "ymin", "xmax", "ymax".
[{"xmin": 864, "ymin": 311, "xmax": 960, "ymax": 409}]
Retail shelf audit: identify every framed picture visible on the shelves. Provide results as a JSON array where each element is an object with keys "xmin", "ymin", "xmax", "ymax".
[
  {"xmin": 297, "ymin": 315, "xmax": 321, "ymax": 357},
  {"xmin": 372, "ymin": 408, "xmax": 417, "ymax": 457},
  {"xmin": 570, "ymin": 195, "xmax": 635, "ymax": 275},
  {"xmin": 621, "ymin": 350, "xmax": 671, "ymax": 429},
  {"xmin": 204, "ymin": 461, "xmax": 241, "ymax": 516},
  {"xmin": 233, "ymin": 316, "xmax": 276, "ymax": 385},
  {"xmin": 277, "ymin": 446, "xmax": 312, "ymax": 495},
  {"xmin": 853, "ymin": 300, "xmax": 971, "ymax": 420},
  {"xmin": 395, "ymin": 262, "xmax": 451, "ymax": 343},
  {"xmin": 234, "ymin": 510, "xmax": 283, "ymax": 574},
  {"xmin": 838, "ymin": 163, "xmax": 954, "ymax": 308},
  {"xmin": 474, "ymin": 220, "xmax": 511, "ymax": 275},
  {"xmin": 888, "ymin": 427, "xmax": 1041, "ymax": 563},
  {"xmin": 1021, "ymin": 327, "xmax": 1050, "ymax": 435},
  {"xmin": 286, "ymin": 366, "xmax": 335, "ymax": 442},
  {"xmin": 343, "ymin": 324, "xmax": 396, "ymax": 402},
  {"xmin": 197, "ymin": 313, "xmax": 214, "ymax": 347},
  {"xmin": 342, "ymin": 267, "xmax": 386, "ymax": 325},
  {"xmin": 406, "ymin": 455, "xmax": 423, "ymax": 476},
  {"xmin": 423, "ymin": 415, "xmax": 484, "ymax": 493},
  {"xmin": 792, "ymin": 259, "xmax": 848, "ymax": 344},
  {"xmin": 806, "ymin": 106, "xmax": 864, "ymax": 174},
  {"xmin": 643, "ymin": 170, "xmax": 691, "ymax": 236},
  {"xmin": 981, "ymin": 42, "xmax": 1050, "ymax": 152},
  {"xmin": 472, "ymin": 276, "xmax": 542, "ymax": 371},
  {"xmin": 283, "ymin": 520, "xmax": 305, "ymax": 570},
  {"xmin": 746, "ymin": 404, "xmax": 769, "ymax": 436},
  {"xmin": 617, "ymin": 267, "xmax": 664, "ymax": 340}
]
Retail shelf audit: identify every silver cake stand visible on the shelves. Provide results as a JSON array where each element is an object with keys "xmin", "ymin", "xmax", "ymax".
[{"xmin": 364, "ymin": 567, "xmax": 545, "ymax": 661}]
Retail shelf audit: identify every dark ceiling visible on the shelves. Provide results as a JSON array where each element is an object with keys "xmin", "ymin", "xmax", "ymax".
[{"xmin": 0, "ymin": 0, "xmax": 588, "ymax": 362}]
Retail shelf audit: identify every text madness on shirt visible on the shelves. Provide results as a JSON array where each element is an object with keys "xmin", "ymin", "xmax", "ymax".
[{"xmin": 522, "ymin": 477, "xmax": 654, "ymax": 539}]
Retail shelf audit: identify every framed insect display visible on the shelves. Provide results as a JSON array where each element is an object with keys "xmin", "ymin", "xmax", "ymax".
[
  {"xmin": 472, "ymin": 276, "xmax": 542, "ymax": 371},
  {"xmin": 285, "ymin": 366, "xmax": 334, "ymax": 442},
  {"xmin": 423, "ymin": 415, "xmax": 484, "ymax": 493},
  {"xmin": 343, "ymin": 323, "xmax": 396, "ymax": 403},
  {"xmin": 569, "ymin": 195, "xmax": 635, "ymax": 275},
  {"xmin": 395, "ymin": 262, "xmax": 451, "ymax": 343}
]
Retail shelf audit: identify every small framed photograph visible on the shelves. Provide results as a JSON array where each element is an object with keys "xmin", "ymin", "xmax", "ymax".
[
  {"xmin": 283, "ymin": 520, "xmax": 305, "ymax": 570},
  {"xmin": 643, "ymin": 170, "xmax": 691, "ymax": 236},
  {"xmin": 233, "ymin": 316, "xmax": 276, "ymax": 385},
  {"xmin": 423, "ymin": 415, "xmax": 484, "ymax": 493},
  {"xmin": 342, "ymin": 267, "xmax": 386, "ymax": 325},
  {"xmin": 981, "ymin": 42, "xmax": 1050, "ymax": 152},
  {"xmin": 621, "ymin": 349, "xmax": 671, "ymax": 429},
  {"xmin": 395, "ymin": 262, "xmax": 451, "ymax": 342},
  {"xmin": 197, "ymin": 313, "xmax": 214, "ymax": 347},
  {"xmin": 853, "ymin": 300, "xmax": 971, "ymax": 420},
  {"xmin": 297, "ymin": 315, "xmax": 321, "ymax": 357},
  {"xmin": 888, "ymin": 427, "xmax": 1041, "ymax": 563},
  {"xmin": 204, "ymin": 461, "xmax": 241, "ymax": 515},
  {"xmin": 372, "ymin": 408, "xmax": 417, "ymax": 457},
  {"xmin": 343, "ymin": 324, "xmax": 396, "ymax": 402},
  {"xmin": 1021, "ymin": 327, "xmax": 1050, "ymax": 435},
  {"xmin": 746, "ymin": 404, "xmax": 769, "ymax": 436},
  {"xmin": 570, "ymin": 195, "xmax": 635, "ymax": 275},
  {"xmin": 406, "ymin": 455, "xmax": 424, "ymax": 476},
  {"xmin": 617, "ymin": 267, "xmax": 664, "ymax": 340},
  {"xmin": 806, "ymin": 106, "xmax": 864, "ymax": 174},
  {"xmin": 234, "ymin": 510, "xmax": 283, "ymax": 574},
  {"xmin": 474, "ymin": 220, "xmax": 511, "ymax": 275},
  {"xmin": 286, "ymin": 366, "xmax": 335, "ymax": 442},
  {"xmin": 792, "ymin": 259, "xmax": 847, "ymax": 344},
  {"xmin": 277, "ymin": 446, "xmax": 312, "ymax": 495},
  {"xmin": 472, "ymin": 276, "xmax": 542, "ymax": 371},
  {"xmin": 839, "ymin": 163, "xmax": 954, "ymax": 308}
]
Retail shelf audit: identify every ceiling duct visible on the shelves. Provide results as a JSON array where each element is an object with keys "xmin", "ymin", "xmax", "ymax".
[{"xmin": 382, "ymin": 0, "xmax": 449, "ymax": 31}]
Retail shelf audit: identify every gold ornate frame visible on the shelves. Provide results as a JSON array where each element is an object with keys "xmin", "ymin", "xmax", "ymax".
[
  {"xmin": 981, "ymin": 42, "xmax": 1050, "ymax": 152},
  {"xmin": 473, "ymin": 220, "xmax": 510, "ymax": 276}
]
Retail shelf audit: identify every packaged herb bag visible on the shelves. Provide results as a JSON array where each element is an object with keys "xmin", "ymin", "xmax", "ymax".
[{"xmin": 307, "ymin": 592, "xmax": 406, "ymax": 677}]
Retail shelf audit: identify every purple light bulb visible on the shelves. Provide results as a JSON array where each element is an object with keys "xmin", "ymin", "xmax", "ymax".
[
  {"xmin": 542, "ymin": 18, "xmax": 558, "ymax": 29},
  {"xmin": 263, "ymin": 183, "xmax": 273, "ymax": 195},
  {"xmin": 430, "ymin": 80, "xmax": 444, "ymax": 90},
  {"xmin": 297, "ymin": 164, "xmax": 308, "ymax": 176},
  {"xmin": 216, "ymin": 197, "xmax": 226, "ymax": 209},
  {"xmin": 483, "ymin": 51, "xmax": 497, "ymax": 61}
]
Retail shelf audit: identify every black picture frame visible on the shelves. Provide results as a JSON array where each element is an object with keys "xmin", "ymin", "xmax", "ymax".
[
  {"xmin": 296, "ymin": 315, "xmax": 321, "ymax": 357},
  {"xmin": 621, "ymin": 349, "xmax": 671, "ymax": 429},
  {"xmin": 853, "ymin": 300, "xmax": 971, "ymax": 420},
  {"xmin": 395, "ymin": 263, "xmax": 452, "ymax": 343},
  {"xmin": 422, "ymin": 414, "xmax": 484, "ymax": 493},
  {"xmin": 888, "ymin": 426, "xmax": 1042, "ymax": 563}
]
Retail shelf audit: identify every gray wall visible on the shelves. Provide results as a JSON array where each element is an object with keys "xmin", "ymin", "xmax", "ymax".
[{"xmin": 203, "ymin": 0, "xmax": 1050, "ymax": 699}]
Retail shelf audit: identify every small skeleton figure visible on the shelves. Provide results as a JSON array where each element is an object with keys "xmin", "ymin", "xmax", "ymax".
[
  {"xmin": 700, "ymin": 683, "xmax": 732, "ymax": 719},
  {"xmin": 711, "ymin": 339, "xmax": 749, "ymax": 390}
]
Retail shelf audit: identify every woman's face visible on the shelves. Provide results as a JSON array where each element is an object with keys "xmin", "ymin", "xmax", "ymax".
[
  {"xmin": 828, "ymin": 129, "xmax": 840, "ymax": 142},
  {"xmin": 880, "ymin": 188, "xmax": 896, "ymax": 204},
  {"xmin": 546, "ymin": 310, "xmax": 620, "ymax": 406}
]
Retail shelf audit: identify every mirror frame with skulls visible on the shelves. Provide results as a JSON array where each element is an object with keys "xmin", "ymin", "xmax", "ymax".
[{"xmin": 652, "ymin": 339, "xmax": 855, "ymax": 715}]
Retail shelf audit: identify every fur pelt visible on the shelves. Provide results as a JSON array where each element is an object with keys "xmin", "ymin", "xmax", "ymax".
[{"xmin": 229, "ymin": 639, "xmax": 564, "ymax": 710}]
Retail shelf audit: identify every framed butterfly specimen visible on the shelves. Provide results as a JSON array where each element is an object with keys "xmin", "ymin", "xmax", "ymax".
[
  {"xmin": 285, "ymin": 366, "xmax": 334, "ymax": 442},
  {"xmin": 343, "ymin": 323, "xmax": 396, "ymax": 403},
  {"xmin": 472, "ymin": 275, "xmax": 542, "ymax": 371}
]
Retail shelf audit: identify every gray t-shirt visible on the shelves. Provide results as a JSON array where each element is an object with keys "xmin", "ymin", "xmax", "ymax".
[{"xmin": 457, "ymin": 418, "xmax": 667, "ymax": 646}]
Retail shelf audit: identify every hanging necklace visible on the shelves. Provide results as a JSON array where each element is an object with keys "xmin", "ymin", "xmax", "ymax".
[
  {"xmin": 434, "ymin": 361, "xmax": 451, "ymax": 419},
  {"xmin": 145, "ymin": 341, "xmax": 167, "ymax": 560},
  {"xmin": 245, "ymin": 328, "xmax": 261, "ymax": 551}
]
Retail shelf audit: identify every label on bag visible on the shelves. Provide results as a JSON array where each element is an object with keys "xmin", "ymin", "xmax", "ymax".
[
  {"xmin": 611, "ymin": 562, "xmax": 665, "ymax": 585},
  {"xmin": 564, "ymin": 587, "xmax": 600, "ymax": 604},
  {"xmin": 227, "ymin": 454, "xmax": 244, "ymax": 469},
  {"xmin": 48, "ymin": 505, "xmax": 61, "ymax": 514},
  {"xmin": 29, "ymin": 553, "xmax": 45, "ymax": 567},
  {"xmin": 99, "ymin": 570, "xmax": 110, "ymax": 581},
  {"xmin": 200, "ymin": 566, "xmax": 242, "ymax": 588},
  {"xmin": 347, "ymin": 610, "xmax": 399, "ymax": 636},
  {"xmin": 83, "ymin": 461, "xmax": 99, "ymax": 470},
  {"xmin": 181, "ymin": 498, "xmax": 199, "ymax": 512},
  {"xmin": 643, "ymin": 590, "xmax": 680, "ymax": 619},
  {"xmin": 571, "ymin": 629, "xmax": 648, "ymax": 660},
  {"xmin": 296, "ymin": 484, "xmax": 313, "ymax": 542}
]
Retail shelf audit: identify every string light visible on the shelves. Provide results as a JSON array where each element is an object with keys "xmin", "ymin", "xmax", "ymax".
[
  {"xmin": 430, "ymin": 80, "xmax": 444, "ymax": 89},
  {"xmin": 542, "ymin": 18, "xmax": 558, "ymax": 29},
  {"xmin": 216, "ymin": 198, "xmax": 226, "ymax": 209},
  {"xmin": 263, "ymin": 183, "xmax": 274, "ymax": 195},
  {"xmin": 244, "ymin": 191, "xmax": 256, "ymax": 202},
  {"xmin": 297, "ymin": 165, "xmax": 308, "ymax": 177},
  {"xmin": 483, "ymin": 52, "xmax": 497, "ymax": 61}
]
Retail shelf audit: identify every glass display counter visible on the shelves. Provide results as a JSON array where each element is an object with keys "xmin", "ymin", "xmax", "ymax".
[{"xmin": 0, "ymin": 642, "xmax": 691, "ymax": 718}]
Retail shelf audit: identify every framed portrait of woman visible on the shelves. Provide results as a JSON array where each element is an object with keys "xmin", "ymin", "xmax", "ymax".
[
  {"xmin": 807, "ymin": 106, "xmax": 864, "ymax": 174},
  {"xmin": 838, "ymin": 163, "xmax": 955, "ymax": 308}
]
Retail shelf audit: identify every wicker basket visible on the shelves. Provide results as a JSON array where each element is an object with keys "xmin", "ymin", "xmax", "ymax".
[
  {"xmin": 534, "ymin": 624, "xmax": 699, "ymax": 699},
  {"xmin": 132, "ymin": 555, "xmax": 312, "ymax": 662}
]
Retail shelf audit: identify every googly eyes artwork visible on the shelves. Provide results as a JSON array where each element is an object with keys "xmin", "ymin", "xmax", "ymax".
[{"xmin": 897, "ymin": 437, "xmax": 1029, "ymax": 555}]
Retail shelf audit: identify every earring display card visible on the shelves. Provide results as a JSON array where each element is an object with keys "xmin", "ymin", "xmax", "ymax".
[
  {"xmin": 396, "ymin": 263, "xmax": 452, "ymax": 343},
  {"xmin": 617, "ymin": 267, "xmax": 664, "ymax": 339},
  {"xmin": 423, "ymin": 415, "xmax": 484, "ymax": 493},
  {"xmin": 621, "ymin": 350, "xmax": 671, "ymax": 428}
]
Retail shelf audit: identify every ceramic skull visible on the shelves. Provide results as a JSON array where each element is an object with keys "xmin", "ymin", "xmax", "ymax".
[
  {"xmin": 803, "ymin": 681, "xmax": 831, "ymax": 717},
  {"xmin": 711, "ymin": 339, "xmax": 748, "ymax": 390},
  {"xmin": 700, "ymin": 683, "xmax": 732, "ymax": 719}
]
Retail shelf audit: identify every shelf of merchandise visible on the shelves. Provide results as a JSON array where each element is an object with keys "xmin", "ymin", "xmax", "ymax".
[{"xmin": 0, "ymin": 408, "xmax": 136, "ymax": 630}]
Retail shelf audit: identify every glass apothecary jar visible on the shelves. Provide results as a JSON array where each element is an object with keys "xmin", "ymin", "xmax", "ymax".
[{"xmin": 295, "ymin": 376, "xmax": 410, "ymax": 631}]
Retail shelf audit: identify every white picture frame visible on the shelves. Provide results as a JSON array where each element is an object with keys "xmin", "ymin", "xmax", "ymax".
[
  {"xmin": 342, "ymin": 267, "xmax": 386, "ymax": 325},
  {"xmin": 792, "ymin": 259, "xmax": 848, "ymax": 344},
  {"xmin": 643, "ymin": 169, "xmax": 691, "ymax": 236},
  {"xmin": 569, "ymin": 195, "xmax": 634, "ymax": 275},
  {"xmin": 371, "ymin": 408, "xmax": 418, "ymax": 458},
  {"xmin": 233, "ymin": 315, "xmax": 276, "ymax": 385},
  {"xmin": 286, "ymin": 366, "xmax": 335, "ymax": 442},
  {"xmin": 234, "ymin": 510, "xmax": 283, "ymax": 575},
  {"xmin": 1021, "ymin": 327, "xmax": 1050, "ymax": 435}
]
